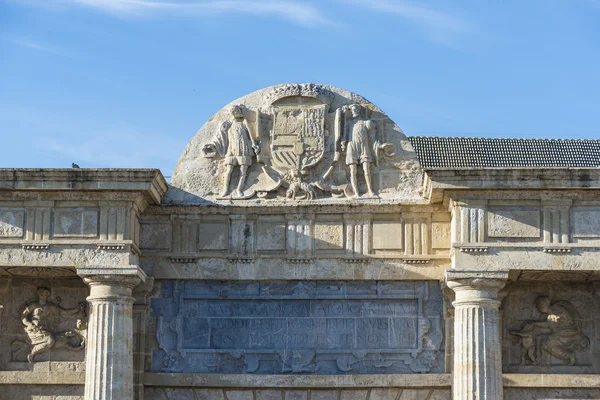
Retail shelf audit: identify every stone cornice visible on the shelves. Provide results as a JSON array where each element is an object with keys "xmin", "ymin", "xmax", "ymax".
[
  {"xmin": 0, "ymin": 168, "xmax": 168, "ymax": 206},
  {"xmin": 424, "ymin": 168, "xmax": 600, "ymax": 203}
]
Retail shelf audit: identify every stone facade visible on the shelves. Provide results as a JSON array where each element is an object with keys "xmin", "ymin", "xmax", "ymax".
[{"xmin": 1, "ymin": 84, "xmax": 600, "ymax": 399}]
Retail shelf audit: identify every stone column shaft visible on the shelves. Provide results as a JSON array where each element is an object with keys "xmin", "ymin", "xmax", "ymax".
[
  {"xmin": 81, "ymin": 272, "xmax": 143, "ymax": 400},
  {"xmin": 446, "ymin": 270, "xmax": 508, "ymax": 400}
]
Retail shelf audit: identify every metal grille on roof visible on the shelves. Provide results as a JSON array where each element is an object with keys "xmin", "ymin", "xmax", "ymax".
[{"xmin": 407, "ymin": 137, "xmax": 600, "ymax": 169}]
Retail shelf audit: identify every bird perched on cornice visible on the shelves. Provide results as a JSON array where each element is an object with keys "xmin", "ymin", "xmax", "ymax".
[{"xmin": 72, "ymin": 163, "xmax": 80, "ymax": 168}]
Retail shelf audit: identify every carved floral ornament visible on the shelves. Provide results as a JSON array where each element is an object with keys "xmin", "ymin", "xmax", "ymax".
[{"xmin": 199, "ymin": 84, "xmax": 398, "ymax": 201}]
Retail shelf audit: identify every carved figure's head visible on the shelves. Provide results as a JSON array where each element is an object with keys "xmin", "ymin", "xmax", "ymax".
[
  {"xmin": 536, "ymin": 296, "xmax": 552, "ymax": 314},
  {"xmin": 219, "ymin": 120, "xmax": 232, "ymax": 134},
  {"xmin": 76, "ymin": 319, "xmax": 87, "ymax": 330},
  {"xmin": 230, "ymin": 105, "xmax": 244, "ymax": 119},
  {"xmin": 349, "ymin": 104, "xmax": 361, "ymax": 119},
  {"xmin": 37, "ymin": 287, "xmax": 51, "ymax": 301}
]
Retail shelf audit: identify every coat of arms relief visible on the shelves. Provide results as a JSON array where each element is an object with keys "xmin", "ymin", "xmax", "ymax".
[{"xmin": 202, "ymin": 84, "xmax": 396, "ymax": 200}]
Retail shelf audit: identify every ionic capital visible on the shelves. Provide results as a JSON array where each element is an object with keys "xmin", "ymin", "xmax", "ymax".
[
  {"xmin": 445, "ymin": 270, "xmax": 508, "ymax": 306},
  {"xmin": 77, "ymin": 266, "xmax": 146, "ymax": 302}
]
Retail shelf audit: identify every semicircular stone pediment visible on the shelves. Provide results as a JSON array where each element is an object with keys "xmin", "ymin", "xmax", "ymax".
[{"xmin": 167, "ymin": 83, "xmax": 423, "ymax": 205}]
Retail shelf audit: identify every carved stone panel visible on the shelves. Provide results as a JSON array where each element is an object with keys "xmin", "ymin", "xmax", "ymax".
[
  {"xmin": 0, "ymin": 208, "xmax": 25, "ymax": 238},
  {"xmin": 572, "ymin": 208, "xmax": 600, "ymax": 238},
  {"xmin": 372, "ymin": 221, "xmax": 403, "ymax": 252},
  {"xmin": 151, "ymin": 280, "xmax": 444, "ymax": 374},
  {"xmin": 1, "ymin": 278, "xmax": 88, "ymax": 368},
  {"xmin": 168, "ymin": 84, "xmax": 423, "ymax": 204},
  {"xmin": 488, "ymin": 208, "xmax": 541, "ymax": 239},
  {"xmin": 53, "ymin": 209, "xmax": 99, "ymax": 238},
  {"xmin": 502, "ymin": 281, "xmax": 599, "ymax": 373}
]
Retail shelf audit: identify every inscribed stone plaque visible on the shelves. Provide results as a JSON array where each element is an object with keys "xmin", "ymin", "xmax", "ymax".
[
  {"xmin": 488, "ymin": 208, "xmax": 541, "ymax": 238},
  {"xmin": 151, "ymin": 280, "xmax": 444, "ymax": 374},
  {"xmin": 54, "ymin": 209, "xmax": 98, "ymax": 238},
  {"xmin": 0, "ymin": 209, "xmax": 25, "ymax": 238}
]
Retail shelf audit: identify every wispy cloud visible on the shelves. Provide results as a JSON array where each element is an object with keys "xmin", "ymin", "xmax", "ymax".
[
  {"xmin": 20, "ymin": 0, "xmax": 335, "ymax": 27},
  {"xmin": 343, "ymin": 0, "xmax": 472, "ymax": 44},
  {"xmin": 1, "ymin": 36, "xmax": 64, "ymax": 55}
]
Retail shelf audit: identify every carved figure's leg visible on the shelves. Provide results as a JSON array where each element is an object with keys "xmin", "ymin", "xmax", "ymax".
[
  {"xmin": 363, "ymin": 162, "xmax": 375, "ymax": 197},
  {"xmin": 28, "ymin": 334, "xmax": 55, "ymax": 362},
  {"xmin": 349, "ymin": 164, "xmax": 359, "ymax": 198},
  {"xmin": 221, "ymin": 165, "xmax": 234, "ymax": 197},
  {"xmin": 236, "ymin": 165, "xmax": 249, "ymax": 197}
]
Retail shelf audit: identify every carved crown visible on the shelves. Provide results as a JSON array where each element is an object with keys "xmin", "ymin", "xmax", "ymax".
[{"xmin": 263, "ymin": 83, "xmax": 334, "ymax": 105}]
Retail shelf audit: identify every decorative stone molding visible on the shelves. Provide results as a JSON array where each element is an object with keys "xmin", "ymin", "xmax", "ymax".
[
  {"xmin": 287, "ymin": 258, "xmax": 312, "ymax": 264},
  {"xmin": 402, "ymin": 258, "xmax": 431, "ymax": 264},
  {"xmin": 445, "ymin": 270, "xmax": 508, "ymax": 400},
  {"xmin": 459, "ymin": 246, "xmax": 488, "ymax": 253},
  {"xmin": 169, "ymin": 256, "xmax": 199, "ymax": 263},
  {"xmin": 78, "ymin": 267, "xmax": 145, "ymax": 400},
  {"xmin": 228, "ymin": 258, "xmax": 254, "ymax": 264},
  {"xmin": 343, "ymin": 258, "xmax": 371, "ymax": 263},
  {"xmin": 97, "ymin": 244, "xmax": 126, "ymax": 251},
  {"xmin": 543, "ymin": 247, "xmax": 572, "ymax": 254},
  {"xmin": 22, "ymin": 243, "xmax": 50, "ymax": 250}
]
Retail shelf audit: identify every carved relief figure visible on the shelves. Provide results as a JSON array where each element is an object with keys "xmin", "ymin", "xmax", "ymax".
[
  {"xmin": 203, "ymin": 105, "xmax": 260, "ymax": 198},
  {"xmin": 340, "ymin": 104, "xmax": 395, "ymax": 198},
  {"xmin": 511, "ymin": 296, "xmax": 590, "ymax": 366},
  {"xmin": 15, "ymin": 287, "xmax": 87, "ymax": 362}
]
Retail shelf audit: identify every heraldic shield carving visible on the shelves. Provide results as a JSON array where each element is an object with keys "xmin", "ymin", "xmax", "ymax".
[
  {"xmin": 270, "ymin": 104, "xmax": 327, "ymax": 173},
  {"xmin": 170, "ymin": 83, "xmax": 423, "ymax": 203}
]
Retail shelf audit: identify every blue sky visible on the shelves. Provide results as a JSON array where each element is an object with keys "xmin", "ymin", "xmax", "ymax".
[{"xmin": 1, "ymin": 0, "xmax": 600, "ymax": 177}]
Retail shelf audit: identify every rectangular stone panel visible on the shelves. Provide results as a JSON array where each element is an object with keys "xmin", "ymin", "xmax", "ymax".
[
  {"xmin": 314, "ymin": 221, "xmax": 344, "ymax": 251},
  {"xmin": 256, "ymin": 218, "xmax": 286, "ymax": 251},
  {"xmin": 372, "ymin": 220, "xmax": 402, "ymax": 250},
  {"xmin": 0, "ymin": 208, "xmax": 25, "ymax": 238},
  {"xmin": 573, "ymin": 208, "xmax": 600, "ymax": 238},
  {"xmin": 140, "ymin": 222, "xmax": 171, "ymax": 250},
  {"xmin": 53, "ymin": 208, "xmax": 98, "ymax": 238},
  {"xmin": 431, "ymin": 222, "xmax": 450, "ymax": 249},
  {"xmin": 151, "ymin": 280, "xmax": 444, "ymax": 375},
  {"xmin": 488, "ymin": 208, "xmax": 541, "ymax": 238},
  {"xmin": 198, "ymin": 221, "xmax": 229, "ymax": 251}
]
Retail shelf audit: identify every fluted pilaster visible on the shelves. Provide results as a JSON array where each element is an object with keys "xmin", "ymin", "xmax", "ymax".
[
  {"xmin": 445, "ymin": 270, "xmax": 508, "ymax": 400},
  {"xmin": 80, "ymin": 272, "xmax": 142, "ymax": 400}
]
